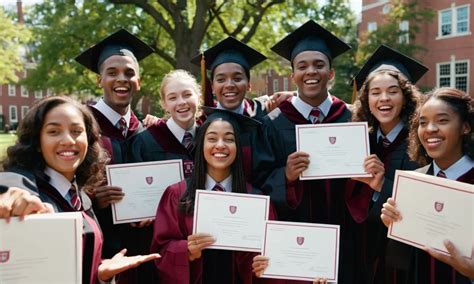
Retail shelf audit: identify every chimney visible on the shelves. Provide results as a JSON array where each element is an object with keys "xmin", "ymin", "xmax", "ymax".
[{"xmin": 17, "ymin": 0, "xmax": 24, "ymax": 24}]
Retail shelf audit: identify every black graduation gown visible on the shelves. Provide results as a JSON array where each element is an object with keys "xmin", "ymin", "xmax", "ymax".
[
  {"xmin": 385, "ymin": 164, "xmax": 473, "ymax": 284},
  {"xmin": 88, "ymin": 107, "xmax": 145, "ymax": 258},
  {"xmin": 257, "ymin": 96, "xmax": 356, "ymax": 283},
  {"xmin": 345, "ymin": 128, "xmax": 420, "ymax": 283},
  {"xmin": 0, "ymin": 171, "xmax": 103, "ymax": 284}
]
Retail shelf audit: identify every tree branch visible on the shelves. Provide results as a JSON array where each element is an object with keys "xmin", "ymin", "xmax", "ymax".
[
  {"xmin": 108, "ymin": 0, "xmax": 174, "ymax": 35},
  {"xmin": 241, "ymin": 0, "xmax": 284, "ymax": 42}
]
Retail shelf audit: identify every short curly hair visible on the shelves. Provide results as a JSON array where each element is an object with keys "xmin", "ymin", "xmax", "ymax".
[
  {"xmin": 352, "ymin": 70, "xmax": 421, "ymax": 133},
  {"xmin": 408, "ymin": 87, "xmax": 474, "ymax": 165},
  {"xmin": 3, "ymin": 96, "xmax": 109, "ymax": 188}
]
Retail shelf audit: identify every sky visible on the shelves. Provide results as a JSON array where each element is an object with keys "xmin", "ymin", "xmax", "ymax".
[{"xmin": 2, "ymin": 0, "xmax": 363, "ymax": 15}]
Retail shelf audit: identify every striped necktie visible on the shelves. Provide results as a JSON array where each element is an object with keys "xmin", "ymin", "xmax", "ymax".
[
  {"xmin": 69, "ymin": 183, "xmax": 82, "ymax": 211},
  {"xmin": 212, "ymin": 183, "xmax": 225, "ymax": 192},
  {"xmin": 437, "ymin": 170, "xmax": 447, "ymax": 178},
  {"xmin": 182, "ymin": 131, "xmax": 193, "ymax": 151},
  {"xmin": 118, "ymin": 117, "xmax": 127, "ymax": 137},
  {"xmin": 379, "ymin": 136, "xmax": 391, "ymax": 148},
  {"xmin": 309, "ymin": 107, "xmax": 321, "ymax": 124}
]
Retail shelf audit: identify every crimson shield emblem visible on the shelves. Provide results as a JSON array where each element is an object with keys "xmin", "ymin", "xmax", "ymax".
[
  {"xmin": 0, "ymin": 251, "xmax": 10, "ymax": 263},
  {"xmin": 297, "ymin": 236, "xmax": 304, "ymax": 246},
  {"xmin": 229, "ymin": 205, "xmax": 237, "ymax": 214},
  {"xmin": 434, "ymin": 202, "xmax": 444, "ymax": 212},
  {"xmin": 145, "ymin": 176, "xmax": 153, "ymax": 185},
  {"xmin": 329, "ymin": 136, "xmax": 337, "ymax": 144}
]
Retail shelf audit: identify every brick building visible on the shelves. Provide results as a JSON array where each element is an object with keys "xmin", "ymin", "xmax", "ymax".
[
  {"xmin": 250, "ymin": 69, "xmax": 295, "ymax": 97},
  {"xmin": 359, "ymin": 0, "xmax": 473, "ymax": 95}
]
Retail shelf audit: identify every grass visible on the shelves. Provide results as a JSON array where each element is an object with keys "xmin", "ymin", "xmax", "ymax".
[{"xmin": 0, "ymin": 133, "xmax": 17, "ymax": 162}]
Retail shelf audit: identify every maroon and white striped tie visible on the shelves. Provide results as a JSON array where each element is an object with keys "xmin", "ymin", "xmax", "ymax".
[
  {"xmin": 182, "ymin": 131, "xmax": 193, "ymax": 151},
  {"xmin": 309, "ymin": 108, "xmax": 321, "ymax": 124},
  {"xmin": 212, "ymin": 183, "xmax": 225, "ymax": 192},
  {"xmin": 118, "ymin": 117, "xmax": 127, "ymax": 137},
  {"xmin": 437, "ymin": 170, "xmax": 447, "ymax": 178},
  {"xmin": 69, "ymin": 183, "xmax": 82, "ymax": 211}
]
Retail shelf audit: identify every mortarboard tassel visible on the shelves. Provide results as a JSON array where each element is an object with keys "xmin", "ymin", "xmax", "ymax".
[{"xmin": 351, "ymin": 79, "xmax": 357, "ymax": 104}]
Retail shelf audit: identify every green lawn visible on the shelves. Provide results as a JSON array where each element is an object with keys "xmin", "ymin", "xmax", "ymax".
[{"xmin": 0, "ymin": 133, "xmax": 17, "ymax": 161}]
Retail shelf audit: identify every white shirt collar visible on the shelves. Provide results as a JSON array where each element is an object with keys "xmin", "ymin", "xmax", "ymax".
[
  {"xmin": 376, "ymin": 121, "xmax": 405, "ymax": 143},
  {"xmin": 92, "ymin": 98, "xmax": 131, "ymax": 127},
  {"xmin": 205, "ymin": 174, "xmax": 233, "ymax": 192},
  {"xmin": 433, "ymin": 155, "xmax": 474, "ymax": 180},
  {"xmin": 166, "ymin": 118, "xmax": 196, "ymax": 142},
  {"xmin": 44, "ymin": 167, "xmax": 76, "ymax": 199},
  {"xmin": 216, "ymin": 101, "xmax": 245, "ymax": 115},
  {"xmin": 292, "ymin": 94, "xmax": 333, "ymax": 122}
]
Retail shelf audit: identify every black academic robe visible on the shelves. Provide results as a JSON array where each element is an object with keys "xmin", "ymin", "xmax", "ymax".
[
  {"xmin": 345, "ymin": 128, "xmax": 419, "ymax": 283},
  {"xmin": 257, "ymin": 96, "xmax": 356, "ymax": 283},
  {"xmin": 88, "ymin": 106, "xmax": 148, "ymax": 284},
  {"xmin": 150, "ymin": 179, "xmax": 280, "ymax": 284},
  {"xmin": 128, "ymin": 118, "xmax": 196, "ymax": 178},
  {"xmin": 0, "ymin": 171, "xmax": 103, "ymax": 284},
  {"xmin": 385, "ymin": 164, "xmax": 473, "ymax": 284}
]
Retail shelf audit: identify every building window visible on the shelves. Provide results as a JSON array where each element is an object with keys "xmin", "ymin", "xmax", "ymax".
[
  {"xmin": 34, "ymin": 90, "xmax": 43, "ymax": 98},
  {"xmin": 382, "ymin": 4, "xmax": 391, "ymax": 14},
  {"xmin": 8, "ymin": 85, "xmax": 15, "ymax": 96},
  {"xmin": 21, "ymin": 106, "xmax": 29, "ymax": 119},
  {"xmin": 21, "ymin": 86, "xmax": 28, "ymax": 97},
  {"xmin": 399, "ymin": 21, "xmax": 409, "ymax": 43},
  {"xmin": 368, "ymin": 22, "xmax": 377, "ymax": 33},
  {"xmin": 47, "ymin": 89, "xmax": 53, "ymax": 97},
  {"xmin": 9, "ymin": 105, "xmax": 17, "ymax": 122},
  {"xmin": 437, "ymin": 60, "xmax": 469, "ymax": 92},
  {"xmin": 438, "ymin": 4, "xmax": 470, "ymax": 38},
  {"xmin": 283, "ymin": 78, "xmax": 289, "ymax": 91},
  {"xmin": 273, "ymin": 79, "xmax": 278, "ymax": 93}
]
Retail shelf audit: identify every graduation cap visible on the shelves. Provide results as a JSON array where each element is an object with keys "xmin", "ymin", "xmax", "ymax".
[
  {"xmin": 353, "ymin": 44, "xmax": 429, "ymax": 91},
  {"xmin": 201, "ymin": 106, "xmax": 261, "ymax": 133},
  {"xmin": 75, "ymin": 28, "xmax": 155, "ymax": 74},
  {"xmin": 191, "ymin": 37, "xmax": 266, "ymax": 107},
  {"xmin": 271, "ymin": 20, "xmax": 351, "ymax": 65}
]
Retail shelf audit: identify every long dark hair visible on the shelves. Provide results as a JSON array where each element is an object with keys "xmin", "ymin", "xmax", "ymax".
[
  {"xmin": 179, "ymin": 117, "xmax": 247, "ymax": 214},
  {"xmin": 352, "ymin": 70, "xmax": 421, "ymax": 133},
  {"xmin": 3, "ymin": 96, "xmax": 109, "ymax": 188},
  {"xmin": 408, "ymin": 87, "xmax": 474, "ymax": 165}
]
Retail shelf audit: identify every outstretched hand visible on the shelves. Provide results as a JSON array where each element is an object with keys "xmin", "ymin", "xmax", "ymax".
[{"xmin": 98, "ymin": 248, "xmax": 160, "ymax": 281}]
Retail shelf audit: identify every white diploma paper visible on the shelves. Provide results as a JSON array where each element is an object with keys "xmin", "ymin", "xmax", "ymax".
[
  {"xmin": 261, "ymin": 221, "xmax": 340, "ymax": 282},
  {"xmin": 108, "ymin": 160, "xmax": 184, "ymax": 224},
  {"xmin": 193, "ymin": 190, "xmax": 270, "ymax": 252},
  {"xmin": 0, "ymin": 212, "xmax": 82, "ymax": 284},
  {"xmin": 296, "ymin": 122, "xmax": 371, "ymax": 180},
  {"xmin": 388, "ymin": 170, "xmax": 474, "ymax": 257}
]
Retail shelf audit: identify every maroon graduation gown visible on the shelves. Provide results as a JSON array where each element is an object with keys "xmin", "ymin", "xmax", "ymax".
[
  {"xmin": 0, "ymin": 171, "xmax": 103, "ymax": 284},
  {"xmin": 386, "ymin": 165, "xmax": 473, "ymax": 284},
  {"xmin": 256, "ymin": 96, "xmax": 358, "ymax": 283},
  {"xmin": 150, "ymin": 179, "xmax": 280, "ymax": 284},
  {"xmin": 345, "ymin": 128, "xmax": 420, "ymax": 283}
]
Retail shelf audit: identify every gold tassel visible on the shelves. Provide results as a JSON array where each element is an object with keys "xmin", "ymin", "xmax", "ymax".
[{"xmin": 200, "ymin": 53, "xmax": 206, "ymax": 106}]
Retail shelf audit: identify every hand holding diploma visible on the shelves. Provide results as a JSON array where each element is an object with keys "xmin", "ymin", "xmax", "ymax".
[
  {"xmin": 351, "ymin": 154, "xmax": 385, "ymax": 192},
  {"xmin": 424, "ymin": 240, "xmax": 474, "ymax": 279},
  {"xmin": 285, "ymin": 151, "xmax": 310, "ymax": 182},
  {"xmin": 381, "ymin": 197, "xmax": 401, "ymax": 228},
  {"xmin": 0, "ymin": 187, "xmax": 53, "ymax": 220},
  {"xmin": 187, "ymin": 233, "xmax": 216, "ymax": 261},
  {"xmin": 98, "ymin": 248, "xmax": 161, "ymax": 281}
]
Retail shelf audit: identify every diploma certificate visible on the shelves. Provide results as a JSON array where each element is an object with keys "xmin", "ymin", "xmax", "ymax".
[
  {"xmin": 388, "ymin": 170, "xmax": 473, "ymax": 258},
  {"xmin": 0, "ymin": 212, "xmax": 82, "ymax": 284},
  {"xmin": 261, "ymin": 221, "xmax": 340, "ymax": 282},
  {"xmin": 296, "ymin": 122, "xmax": 371, "ymax": 180},
  {"xmin": 108, "ymin": 160, "xmax": 184, "ymax": 224},
  {"xmin": 193, "ymin": 190, "xmax": 270, "ymax": 252}
]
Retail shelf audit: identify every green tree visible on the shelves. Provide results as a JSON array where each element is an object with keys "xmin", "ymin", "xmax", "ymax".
[{"xmin": 0, "ymin": 7, "xmax": 30, "ymax": 84}]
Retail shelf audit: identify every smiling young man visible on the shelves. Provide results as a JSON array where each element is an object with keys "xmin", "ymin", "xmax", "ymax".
[
  {"xmin": 75, "ymin": 29, "xmax": 156, "ymax": 284},
  {"xmin": 256, "ymin": 20, "xmax": 358, "ymax": 283}
]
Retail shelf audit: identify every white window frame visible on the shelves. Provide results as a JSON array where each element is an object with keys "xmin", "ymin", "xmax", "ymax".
[
  {"xmin": 436, "ymin": 58, "xmax": 470, "ymax": 93},
  {"xmin": 368, "ymin": 22, "xmax": 377, "ymax": 33},
  {"xmin": 34, "ymin": 90, "xmax": 43, "ymax": 99},
  {"xmin": 437, "ymin": 4, "xmax": 471, "ymax": 39},
  {"xmin": 273, "ymin": 79, "xmax": 279, "ymax": 93},
  {"xmin": 399, "ymin": 20, "xmax": 409, "ymax": 43},
  {"xmin": 21, "ymin": 86, "xmax": 28, "ymax": 97},
  {"xmin": 283, "ymin": 77, "xmax": 289, "ymax": 91},
  {"xmin": 9, "ymin": 105, "xmax": 18, "ymax": 123},
  {"xmin": 21, "ymin": 106, "xmax": 29, "ymax": 119},
  {"xmin": 8, "ymin": 85, "xmax": 16, "ymax": 97}
]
